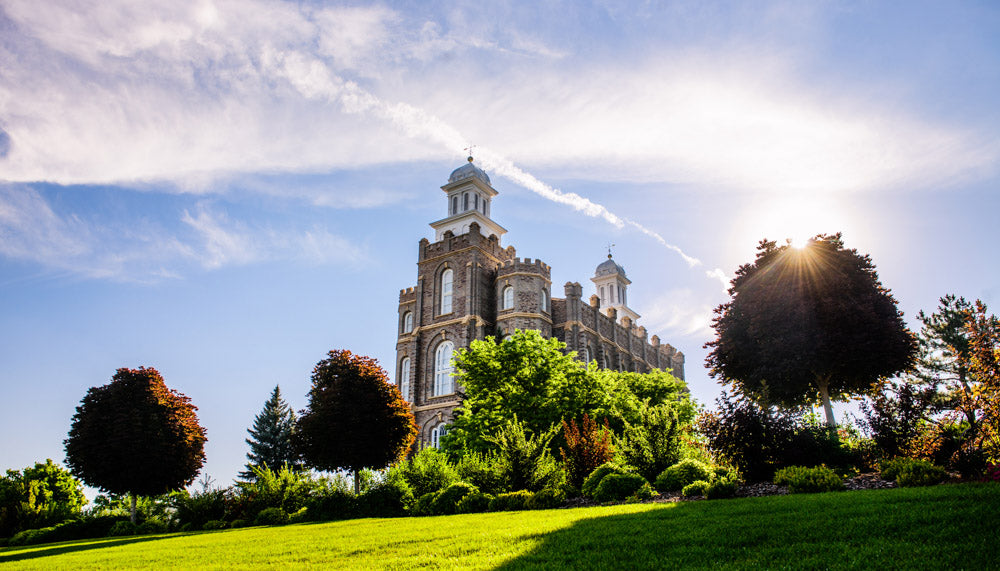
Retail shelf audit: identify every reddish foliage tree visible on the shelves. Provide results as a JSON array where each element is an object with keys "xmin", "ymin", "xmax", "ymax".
[
  {"xmin": 293, "ymin": 350, "xmax": 417, "ymax": 493},
  {"xmin": 64, "ymin": 367, "xmax": 207, "ymax": 521},
  {"xmin": 560, "ymin": 414, "xmax": 615, "ymax": 488}
]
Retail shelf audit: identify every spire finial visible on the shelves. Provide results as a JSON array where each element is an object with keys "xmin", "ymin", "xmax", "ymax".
[
  {"xmin": 607, "ymin": 243, "xmax": 615, "ymax": 259},
  {"xmin": 464, "ymin": 144, "xmax": 477, "ymax": 163}
]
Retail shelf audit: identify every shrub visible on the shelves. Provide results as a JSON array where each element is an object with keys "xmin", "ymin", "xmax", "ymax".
[
  {"xmin": 399, "ymin": 449, "xmax": 460, "ymax": 498},
  {"xmin": 486, "ymin": 418, "xmax": 562, "ymax": 492},
  {"xmin": 526, "ymin": 487, "xmax": 566, "ymax": 510},
  {"xmin": 617, "ymin": 404, "xmax": 685, "ymax": 483},
  {"xmin": 233, "ymin": 465, "xmax": 318, "ymax": 521},
  {"xmin": 582, "ymin": 463, "xmax": 628, "ymax": 498},
  {"xmin": 983, "ymin": 463, "xmax": 1000, "ymax": 483},
  {"xmin": 682, "ymin": 480, "xmax": 710, "ymax": 497},
  {"xmin": 107, "ymin": 520, "xmax": 138, "ymax": 537},
  {"xmin": 304, "ymin": 487, "xmax": 358, "ymax": 521},
  {"xmin": 705, "ymin": 477, "xmax": 738, "ymax": 499},
  {"xmin": 773, "ymin": 466, "xmax": 844, "ymax": 494},
  {"xmin": 885, "ymin": 459, "xmax": 946, "ymax": 487},
  {"xmin": 230, "ymin": 519, "xmax": 248, "ymax": 529},
  {"xmin": 655, "ymin": 460, "xmax": 713, "ymax": 493},
  {"xmin": 254, "ymin": 507, "xmax": 289, "ymax": 526},
  {"xmin": 489, "ymin": 490, "xmax": 533, "ymax": 512},
  {"xmin": 593, "ymin": 473, "xmax": 651, "ymax": 503},
  {"xmin": 360, "ymin": 470, "xmax": 414, "ymax": 517},
  {"xmin": 201, "ymin": 520, "xmax": 227, "ymax": 530},
  {"xmin": 171, "ymin": 487, "xmax": 230, "ymax": 530},
  {"xmin": 857, "ymin": 380, "xmax": 935, "ymax": 458},
  {"xmin": 411, "ymin": 492, "xmax": 441, "ymax": 516},
  {"xmin": 430, "ymin": 482, "xmax": 479, "ymax": 516},
  {"xmin": 560, "ymin": 414, "xmax": 616, "ymax": 488},
  {"xmin": 136, "ymin": 518, "xmax": 168, "ymax": 535},
  {"xmin": 455, "ymin": 453, "xmax": 507, "ymax": 495},
  {"xmin": 455, "ymin": 491, "xmax": 494, "ymax": 514}
]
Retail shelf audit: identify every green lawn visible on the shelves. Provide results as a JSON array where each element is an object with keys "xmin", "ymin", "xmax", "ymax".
[{"xmin": 3, "ymin": 483, "xmax": 998, "ymax": 569}]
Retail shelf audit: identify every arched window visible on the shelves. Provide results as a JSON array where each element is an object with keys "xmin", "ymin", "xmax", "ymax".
[
  {"xmin": 583, "ymin": 346, "xmax": 591, "ymax": 365},
  {"xmin": 600, "ymin": 286, "xmax": 606, "ymax": 305},
  {"xmin": 463, "ymin": 192, "xmax": 469, "ymax": 211},
  {"xmin": 399, "ymin": 357, "xmax": 410, "ymax": 400},
  {"xmin": 402, "ymin": 311, "xmax": 413, "ymax": 334},
  {"xmin": 541, "ymin": 288, "xmax": 549, "ymax": 312},
  {"xmin": 451, "ymin": 196, "xmax": 458, "ymax": 215},
  {"xmin": 473, "ymin": 194, "xmax": 479, "ymax": 211},
  {"xmin": 434, "ymin": 341, "xmax": 454, "ymax": 395},
  {"xmin": 440, "ymin": 269, "xmax": 453, "ymax": 314},
  {"xmin": 431, "ymin": 424, "xmax": 449, "ymax": 449},
  {"xmin": 502, "ymin": 285, "xmax": 514, "ymax": 310},
  {"xmin": 610, "ymin": 286, "xmax": 615, "ymax": 303}
]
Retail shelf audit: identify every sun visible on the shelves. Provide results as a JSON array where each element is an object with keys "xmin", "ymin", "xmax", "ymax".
[{"xmin": 739, "ymin": 193, "xmax": 847, "ymax": 252}]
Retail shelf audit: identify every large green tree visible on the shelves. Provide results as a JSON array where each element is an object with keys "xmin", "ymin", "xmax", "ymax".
[
  {"xmin": 240, "ymin": 385, "xmax": 300, "ymax": 480},
  {"xmin": 445, "ymin": 329, "xmax": 689, "ymax": 454},
  {"xmin": 0, "ymin": 459, "xmax": 87, "ymax": 537},
  {"xmin": 705, "ymin": 234, "xmax": 917, "ymax": 428},
  {"xmin": 293, "ymin": 350, "xmax": 417, "ymax": 494},
  {"xmin": 64, "ymin": 367, "xmax": 207, "ymax": 522}
]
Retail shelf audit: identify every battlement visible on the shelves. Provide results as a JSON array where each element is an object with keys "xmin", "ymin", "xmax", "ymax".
[
  {"xmin": 419, "ymin": 221, "xmax": 513, "ymax": 262},
  {"xmin": 398, "ymin": 286, "xmax": 417, "ymax": 303},
  {"xmin": 498, "ymin": 257, "xmax": 551, "ymax": 277}
]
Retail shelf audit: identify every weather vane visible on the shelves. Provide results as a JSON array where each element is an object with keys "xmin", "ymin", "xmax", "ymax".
[
  {"xmin": 464, "ymin": 144, "xmax": 477, "ymax": 162},
  {"xmin": 606, "ymin": 242, "xmax": 615, "ymax": 259}
]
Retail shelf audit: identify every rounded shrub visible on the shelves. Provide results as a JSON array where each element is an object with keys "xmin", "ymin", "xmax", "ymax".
[
  {"xmin": 455, "ymin": 491, "xmax": 494, "ymax": 514},
  {"xmin": 361, "ymin": 475, "xmax": 415, "ymax": 517},
  {"xmin": 254, "ymin": 507, "xmax": 290, "ymax": 526},
  {"xmin": 593, "ymin": 473, "xmax": 651, "ymax": 503},
  {"xmin": 430, "ymin": 482, "xmax": 479, "ymax": 515},
  {"xmin": 582, "ymin": 463, "xmax": 628, "ymax": 498},
  {"xmin": 525, "ymin": 487, "xmax": 566, "ymax": 510},
  {"xmin": 201, "ymin": 520, "xmax": 227, "ymax": 530},
  {"xmin": 896, "ymin": 460, "xmax": 946, "ymax": 487},
  {"xmin": 773, "ymin": 466, "xmax": 844, "ymax": 494},
  {"xmin": 230, "ymin": 519, "xmax": 248, "ymax": 529},
  {"xmin": 411, "ymin": 491, "xmax": 441, "ymax": 516},
  {"xmin": 489, "ymin": 490, "xmax": 533, "ymax": 512},
  {"xmin": 655, "ymin": 460, "xmax": 713, "ymax": 493},
  {"xmin": 682, "ymin": 480, "xmax": 710, "ymax": 497},
  {"xmin": 107, "ymin": 521, "xmax": 138, "ymax": 537},
  {"xmin": 137, "ymin": 518, "xmax": 168, "ymax": 535},
  {"xmin": 705, "ymin": 477, "xmax": 738, "ymax": 499}
]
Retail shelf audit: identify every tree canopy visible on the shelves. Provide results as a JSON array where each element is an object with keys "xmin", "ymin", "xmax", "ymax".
[
  {"xmin": 705, "ymin": 234, "xmax": 917, "ymax": 427},
  {"xmin": 293, "ymin": 350, "xmax": 417, "ymax": 493},
  {"xmin": 240, "ymin": 384, "xmax": 300, "ymax": 480},
  {"xmin": 444, "ymin": 329, "xmax": 690, "ymax": 454},
  {"xmin": 0, "ymin": 459, "xmax": 87, "ymax": 537},
  {"xmin": 64, "ymin": 367, "xmax": 207, "ymax": 521}
]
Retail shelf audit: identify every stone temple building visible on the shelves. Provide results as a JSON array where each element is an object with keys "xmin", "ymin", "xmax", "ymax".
[{"xmin": 395, "ymin": 158, "xmax": 685, "ymax": 448}]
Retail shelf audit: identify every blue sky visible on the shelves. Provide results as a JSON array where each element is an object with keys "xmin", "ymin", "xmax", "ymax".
[{"xmin": 1, "ymin": 1, "xmax": 998, "ymax": 489}]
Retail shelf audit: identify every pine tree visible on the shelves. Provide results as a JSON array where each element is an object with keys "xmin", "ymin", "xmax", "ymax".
[{"xmin": 241, "ymin": 385, "xmax": 300, "ymax": 480}]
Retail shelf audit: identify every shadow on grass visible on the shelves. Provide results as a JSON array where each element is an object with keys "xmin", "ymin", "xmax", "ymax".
[
  {"xmin": 0, "ymin": 533, "xmax": 192, "ymax": 563},
  {"xmin": 495, "ymin": 484, "xmax": 1000, "ymax": 570}
]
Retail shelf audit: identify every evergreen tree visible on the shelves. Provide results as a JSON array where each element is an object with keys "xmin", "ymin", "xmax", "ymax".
[{"xmin": 241, "ymin": 385, "xmax": 300, "ymax": 480}]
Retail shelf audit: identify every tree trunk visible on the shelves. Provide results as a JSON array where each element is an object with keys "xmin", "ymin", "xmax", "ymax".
[
  {"xmin": 816, "ymin": 375, "xmax": 838, "ymax": 429},
  {"xmin": 130, "ymin": 493, "xmax": 137, "ymax": 525},
  {"xmin": 354, "ymin": 469, "xmax": 360, "ymax": 495}
]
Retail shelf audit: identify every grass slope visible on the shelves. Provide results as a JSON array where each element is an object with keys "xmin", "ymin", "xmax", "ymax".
[{"xmin": 2, "ymin": 483, "xmax": 998, "ymax": 569}]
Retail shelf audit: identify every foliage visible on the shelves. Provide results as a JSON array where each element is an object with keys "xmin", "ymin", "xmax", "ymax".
[
  {"xmin": 445, "ymin": 330, "xmax": 688, "ymax": 454},
  {"xmin": 964, "ymin": 301, "xmax": 1000, "ymax": 461},
  {"xmin": 857, "ymin": 378, "xmax": 936, "ymax": 459},
  {"xmin": 398, "ymin": 448, "xmax": 460, "ymax": 498},
  {"xmin": 202, "ymin": 520, "xmax": 227, "ymax": 530},
  {"xmin": 411, "ymin": 492, "xmax": 439, "ymax": 517},
  {"xmin": 241, "ymin": 385, "xmax": 301, "ymax": 480},
  {"xmin": 233, "ymin": 465, "xmax": 317, "ymax": 520},
  {"xmin": 773, "ymin": 466, "xmax": 844, "ymax": 494},
  {"xmin": 293, "ymin": 350, "xmax": 417, "ymax": 493},
  {"xmin": 430, "ymin": 482, "xmax": 479, "ymax": 516},
  {"xmin": 617, "ymin": 404, "xmax": 685, "ymax": 483},
  {"xmin": 171, "ymin": 487, "xmax": 229, "ymax": 530},
  {"xmin": 654, "ymin": 459, "xmax": 713, "ymax": 493},
  {"xmin": 360, "ymin": 470, "xmax": 414, "ymax": 517},
  {"xmin": 704, "ymin": 477, "xmax": 739, "ymax": 499},
  {"xmin": 455, "ymin": 452, "xmax": 506, "ymax": 495},
  {"xmin": 64, "ymin": 367, "xmax": 207, "ymax": 508},
  {"xmin": 254, "ymin": 507, "xmax": 290, "ymax": 526},
  {"xmin": 559, "ymin": 414, "xmax": 615, "ymax": 489},
  {"xmin": 592, "ymin": 473, "xmax": 652, "ymax": 503},
  {"xmin": 136, "ymin": 518, "xmax": 168, "ymax": 534},
  {"xmin": 880, "ymin": 458, "xmax": 946, "ymax": 487},
  {"xmin": 301, "ymin": 481, "xmax": 358, "ymax": 522},
  {"xmin": 107, "ymin": 521, "xmax": 138, "ymax": 537},
  {"xmin": 705, "ymin": 234, "xmax": 917, "ymax": 427},
  {"xmin": 581, "ymin": 463, "xmax": 630, "ymax": 498},
  {"xmin": 0, "ymin": 459, "xmax": 87, "ymax": 538},
  {"xmin": 682, "ymin": 480, "xmax": 710, "ymax": 497},
  {"xmin": 488, "ymin": 490, "xmax": 534, "ymax": 512},
  {"xmin": 455, "ymin": 491, "xmax": 494, "ymax": 514},
  {"xmin": 484, "ymin": 418, "xmax": 562, "ymax": 492},
  {"xmin": 525, "ymin": 487, "xmax": 566, "ymax": 510}
]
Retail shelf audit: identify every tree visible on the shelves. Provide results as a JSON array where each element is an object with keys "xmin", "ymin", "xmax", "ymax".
[
  {"xmin": 963, "ymin": 301, "xmax": 1000, "ymax": 460},
  {"xmin": 705, "ymin": 234, "xmax": 917, "ymax": 428},
  {"xmin": 560, "ymin": 414, "xmax": 615, "ymax": 489},
  {"xmin": 293, "ymin": 350, "xmax": 417, "ymax": 494},
  {"xmin": 240, "ymin": 385, "xmax": 300, "ymax": 480},
  {"xmin": 915, "ymin": 295, "xmax": 976, "ymax": 419},
  {"xmin": 64, "ymin": 367, "xmax": 207, "ymax": 522},
  {"xmin": 0, "ymin": 459, "xmax": 87, "ymax": 537}
]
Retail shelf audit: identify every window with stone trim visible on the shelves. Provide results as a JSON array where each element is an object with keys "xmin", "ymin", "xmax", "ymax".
[
  {"xmin": 451, "ymin": 196, "xmax": 458, "ymax": 215},
  {"xmin": 463, "ymin": 192, "xmax": 469, "ymax": 211},
  {"xmin": 434, "ymin": 340, "xmax": 454, "ymax": 395},
  {"xmin": 541, "ymin": 288, "xmax": 549, "ymax": 312},
  {"xmin": 402, "ymin": 311, "xmax": 413, "ymax": 334},
  {"xmin": 440, "ymin": 268, "xmax": 453, "ymax": 314},
  {"xmin": 399, "ymin": 357, "xmax": 410, "ymax": 400},
  {"xmin": 431, "ymin": 423, "xmax": 449, "ymax": 449},
  {"xmin": 502, "ymin": 285, "xmax": 514, "ymax": 310},
  {"xmin": 583, "ymin": 346, "xmax": 591, "ymax": 365}
]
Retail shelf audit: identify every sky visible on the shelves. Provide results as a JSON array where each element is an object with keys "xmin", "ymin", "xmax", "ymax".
[{"xmin": 1, "ymin": 0, "xmax": 998, "ymax": 491}]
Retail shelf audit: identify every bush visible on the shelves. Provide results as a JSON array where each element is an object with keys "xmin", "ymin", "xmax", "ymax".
[
  {"xmin": 882, "ymin": 458, "xmax": 946, "ymax": 487},
  {"xmin": 560, "ymin": 414, "xmax": 616, "ymax": 489},
  {"xmin": 430, "ymin": 483, "xmax": 479, "ymax": 516},
  {"xmin": 593, "ymin": 473, "xmax": 651, "ymax": 503},
  {"xmin": 360, "ymin": 470, "xmax": 414, "ymax": 517},
  {"xmin": 171, "ymin": 487, "xmax": 230, "ymax": 530},
  {"xmin": 616, "ymin": 404, "xmax": 685, "ymax": 483},
  {"xmin": 455, "ymin": 491, "xmax": 494, "ymax": 514},
  {"xmin": 288, "ymin": 508, "xmax": 309, "ymax": 524},
  {"xmin": 486, "ymin": 419, "xmax": 562, "ymax": 492},
  {"xmin": 399, "ymin": 449, "xmax": 460, "ymax": 498},
  {"xmin": 136, "ymin": 518, "xmax": 168, "ymax": 534},
  {"xmin": 230, "ymin": 519, "xmax": 248, "ymax": 529},
  {"xmin": 525, "ymin": 487, "xmax": 566, "ymax": 510},
  {"xmin": 304, "ymin": 487, "xmax": 358, "ymax": 522},
  {"xmin": 107, "ymin": 520, "xmax": 138, "ymax": 537},
  {"xmin": 411, "ymin": 492, "xmax": 441, "ymax": 516},
  {"xmin": 705, "ymin": 478, "xmax": 738, "ymax": 499},
  {"xmin": 489, "ymin": 490, "xmax": 534, "ymax": 512},
  {"xmin": 774, "ymin": 466, "xmax": 844, "ymax": 494},
  {"xmin": 201, "ymin": 519, "xmax": 227, "ymax": 530},
  {"xmin": 233, "ymin": 465, "xmax": 318, "ymax": 521},
  {"xmin": 581, "ymin": 463, "xmax": 628, "ymax": 498},
  {"xmin": 655, "ymin": 460, "xmax": 713, "ymax": 493},
  {"xmin": 682, "ymin": 480, "xmax": 710, "ymax": 497},
  {"xmin": 456, "ymin": 453, "xmax": 507, "ymax": 495},
  {"xmin": 254, "ymin": 507, "xmax": 289, "ymax": 526}
]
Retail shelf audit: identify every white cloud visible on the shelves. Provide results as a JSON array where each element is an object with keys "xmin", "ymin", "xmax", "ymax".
[{"xmin": 642, "ymin": 289, "xmax": 717, "ymax": 339}]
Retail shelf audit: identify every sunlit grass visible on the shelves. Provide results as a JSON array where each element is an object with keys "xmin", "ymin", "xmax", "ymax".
[{"xmin": 3, "ymin": 484, "xmax": 998, "ymax": 569}]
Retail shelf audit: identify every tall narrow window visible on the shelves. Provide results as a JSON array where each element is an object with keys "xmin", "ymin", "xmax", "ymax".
[
  {"xmin": 502, "ymin": 286, "xmax": 514, "ymax": 310},
  {"xmin": 473, "ymin": 194, "xmax": 479, "ymax": 211},
  {"xmin": 463, "ymin": 192, "xmax": 469, "ymax": 211},
  {"xmin": 611, "ymin": 286, "xmax": 615, "ymax": 303},
  {"xmin": 600, "ymin": 286, "xmax": 606, "ymax": 305},
  {"xmin": 583, "ymin": 346, "xmax": 591, "ymax": 365},
  {"xmin": 402, "ymin": 311, "xmax": 413, "ymax": 334},
  {"xmin": 440, "ymin": 269, "xmax": 453, "ymax": 314},
  {"xmin": 431, "ymin": 424, "xmax": 449, "ymax": 448},
  {"xmin": 451, "ymin": 196, "xmax": 458, "ymax": 215},
  {"xmin": 399, "ymin": 357, "xmax": 410, "ymax": 400},
  {"xmin": 541, "ymin": 288, "xmax": 549, "ymax": 312},
  {"xmin": 434, "ymin": 341, "xmax": 454, "ymax": 395}
]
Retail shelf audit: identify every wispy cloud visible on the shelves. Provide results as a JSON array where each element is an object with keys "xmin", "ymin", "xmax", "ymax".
[{"xmin": 642, "ymin": 289, "xmax": 717, "ymax": 340}]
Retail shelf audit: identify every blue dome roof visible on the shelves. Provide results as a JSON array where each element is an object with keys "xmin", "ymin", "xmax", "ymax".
[
  {"xmin": 596, "ymin": 256, "xmax": 626, "ymax": 277},
  {"xmin": 449, "ymin": 158, "xmax": 491, "ymax": 185}
]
